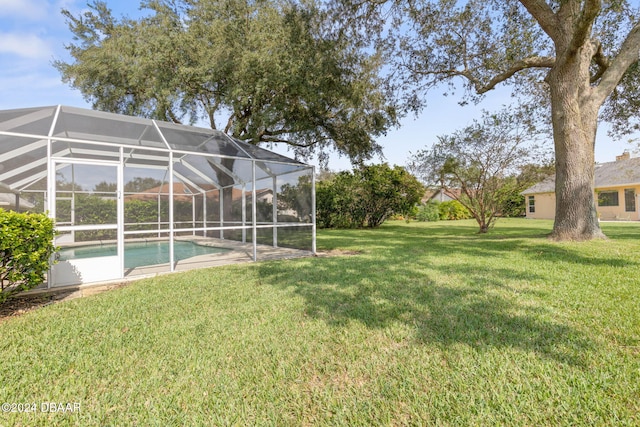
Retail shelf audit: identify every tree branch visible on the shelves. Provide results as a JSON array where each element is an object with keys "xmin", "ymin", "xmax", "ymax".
[
  {"xmin": 259, "ymin": 128, "xmax": 292, "ymax": 138},
  {"xmin": 166, "ymin": 108, "xmax": 182, "ymax": 124},
  {"xmin": 255, "ymin": 126, "xmax": 333, "ymax": 147},
  {"xmin": 463, "ymin": 56, "xmax": 556, "ymax": 94},
  {"xmin": 224, "ymin": 114, "xmax": 235, "ymax": 135},
  {"xmin": 593, "ymin": 22, "xmax": 640, "ymax": 106},
  {"xmin": 197, "ymin": 94, "xmax": 219, "ymax": 130},
  {"xmin": 262, "ymin": 137, "xmax": 317, "ymax": 147},
  {"xmin": 518, "ymin": 0, "xmax": 558, "ymax": 40},
  {"xmin": 590, "ymin": 41, "xmax": 611, "ymax": 83},
  {"xmin": 408, "ymin": 55, "xmax": 555, "ymax": 94},
  {"xmin": 571, "ymin": 0, "xmax": 601, "ymax": 54}
]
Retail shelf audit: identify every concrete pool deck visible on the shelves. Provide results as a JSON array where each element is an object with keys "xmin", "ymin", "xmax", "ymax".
[
  {"xmin": 126, "ymin": 237, "xmax": 313, "ymax": 276},
  {"xmin": 27, "ymin": 238, "xmax": 314, "ymax": 297}
]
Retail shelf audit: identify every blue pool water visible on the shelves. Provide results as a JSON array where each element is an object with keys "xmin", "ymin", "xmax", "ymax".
[{"xmin": 58, "ymin": 241, "xmax": 230, "ymax": 269}]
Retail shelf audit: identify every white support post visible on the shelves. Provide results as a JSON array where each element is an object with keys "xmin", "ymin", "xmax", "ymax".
[
  {"xmin": 46, "ymin": 144, "xmax": 54, "ymax": 289},
  {"xmin": 242, "ymin": 184, "xmax": 247, "ymax": 243},
  {"xmin": 272, "ymin": 176, "xmax": 278, "ymax": 248},
  {"xmin": 117, "ymin": 147, "xmax": 124, "ymax": 278},
  {"xmin": 46, "ymin": 107, "xmax": 60, "ymax": 285},
  {"xmin": 312, "ymin": 167, "xmax": 316, "ymax": 255},
  {"xmin": 169, "ymin": 153, "xmax": 175, "ymax": 272},
  {"xmin": 220, "ymin": 188, "xmax": 224, "ymax": 240},
  {"xmin": 71, "ymin": 164, "xmax": 75, "ymax": 242},
  {"xmin": 252, "ymin": 162, "xmax": 257, "ymax": 261},
  {"xmin": 203, "ymin": 192, "xmax": 207, "ymax": 238}
]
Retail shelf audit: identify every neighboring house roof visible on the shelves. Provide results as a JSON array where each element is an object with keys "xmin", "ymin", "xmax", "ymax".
[
  {"xmin": 423, "ymin": 188, "xmax": 460, "ymax": 202},
  {"xmin": 521, "ymin": 175, "xmax": 555, "ymax": 194},
  {"xmin": 595, "ymin": 156, "xmax": 640, "ymax": 187},
  {"xmin": 125, "ymin": 182, "xmax": 273, "ymax": 203},
  {"xmin": 522, "ymin": 156, "xmax": 640, "ymax": 195},
  {"xmin": 125, "ymin": 182, "xmax": 197, "ymax": 202},
  {"xmin": 0, "ymin": 192, "xmax": 35, "ymax": 210}
]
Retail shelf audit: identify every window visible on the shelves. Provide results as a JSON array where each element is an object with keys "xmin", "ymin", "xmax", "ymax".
[
  {"xmin": 528, "ymin": 196, "xmax": 535, "ymax": 213},
  {"xmin": 625, "ymin": 189, "xmax": 636, "ymax": 212},
  {"xmin": 598, "ymin": 191, "xmax": 619, "ymax": 207}
]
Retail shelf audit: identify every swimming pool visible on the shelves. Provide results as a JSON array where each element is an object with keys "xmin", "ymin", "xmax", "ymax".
[{"xmin": 58, "ymin": 241, "xmax": 230, "ymax": 269}]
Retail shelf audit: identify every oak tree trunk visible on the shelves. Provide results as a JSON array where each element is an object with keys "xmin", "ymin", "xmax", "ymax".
[{"xmin": 548, "ymin": 42, "xmax": 606, "ymax": 241}]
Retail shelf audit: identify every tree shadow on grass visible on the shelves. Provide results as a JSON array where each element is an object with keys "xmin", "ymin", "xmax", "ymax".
[
  {"xmin": 326, "ymin": 222, "xmax": 638, "ymax": 269},
  {"xmin": 257, "ymin": 226, "xmax": 620, "ymax": 367},
  {"xmin": 259, "ymin": 254, "xmax": 594, "ymax": 367},
  {"xmin": 599, "ymin": 222, "xmax": 640, "ymax": 240}
]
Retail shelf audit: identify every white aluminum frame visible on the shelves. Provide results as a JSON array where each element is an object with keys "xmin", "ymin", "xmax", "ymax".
[{"xmin": 0, "ymin": 105, "xmax": 315, "ymax": 287}]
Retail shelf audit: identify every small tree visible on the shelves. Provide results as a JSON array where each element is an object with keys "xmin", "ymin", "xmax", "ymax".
[
  {"xmin": 316, "ymin": 172, "xmax": 359, "ymax": 228},
  {"xmin": 278, "ymin": 176, "xmax": 313, "ymax": 222},
  {"xmin": 356, "ymin": 164, "xmax": 424, "ymax": 227},
  {"xmin": 408, "ymin": 109, "xmax": 537, "ymax": 233}
]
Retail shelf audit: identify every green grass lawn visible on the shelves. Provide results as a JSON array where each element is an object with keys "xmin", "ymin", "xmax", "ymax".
[{"xmin": 1, "ymin": 219, "xmax": 639, "ymax": 426}]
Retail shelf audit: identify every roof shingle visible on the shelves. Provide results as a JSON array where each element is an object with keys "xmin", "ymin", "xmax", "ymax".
[{"xmin": 522, "ymin": 156, "xmax": 640, "ymax": 194}]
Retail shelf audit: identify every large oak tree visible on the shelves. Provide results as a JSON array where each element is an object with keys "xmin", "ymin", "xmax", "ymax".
[
  {"xmin": 55, "ymin": 0, "xmax": 397, "ymax": 164},
  {"xmin": 340, "ymin": 0, "xmax": 640, "ymax": 240}
]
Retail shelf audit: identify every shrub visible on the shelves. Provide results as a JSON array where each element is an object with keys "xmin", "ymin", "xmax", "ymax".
[
  {"xmin": 316, "ymin": 174, "xmax": 358, "ymax": 229},
  {"xmin": 0, "ymin": 209, "xmax": 56, "ymax": 302},
  {"xmin": 357, "ymin": 164, "xmax": 424, "ymax": 227},
  {"xmin": 316, "ymin": 164, "xmax": 424, "ymax": 228},
  {"xmin": 416, "ymin": 201, "xmax": 441, "ymax": 222},
  {"xmin": 406, "ymin": 204, "xmax": 419, "ymax": 220},
  {"xmin": 439, "ymin": 200, "xmax": 471, "ymax": 220},
  {"xmin": 500, "ymin": 192, "xmax": 526, "ymax": 217}
]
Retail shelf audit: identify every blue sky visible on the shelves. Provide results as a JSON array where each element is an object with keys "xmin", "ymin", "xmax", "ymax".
[{"xmin": 0, "ymin": 0, "xmax": 637, "ymax": 171}]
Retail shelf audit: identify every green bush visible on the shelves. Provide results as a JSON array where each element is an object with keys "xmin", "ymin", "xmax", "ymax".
[
  {"xmin": 416, "ymin": 201, "xmax": 441, "ymax": 222},
  {"xmin": 439, "ymin": 200, "xmax": 471, "ymax": 220},
  {"xmin": 316, "ymin": 174, "xmax": 358, "ymax": 229},
  {"xmin": 316, "ymin": 164, "xmax": 424, "ymax": 228},
  {"xmin": 500, "ymin": 192, "xmax": 526, "ymax": 217},
  {"xmin": 0, "ymin": 209, "xmax": 57, "ymax": 302}
]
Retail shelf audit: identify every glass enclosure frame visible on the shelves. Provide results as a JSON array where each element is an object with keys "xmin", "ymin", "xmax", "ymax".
[{"xmin": 0, "ymin": 105, "xmax": 316, "ymax": 287}]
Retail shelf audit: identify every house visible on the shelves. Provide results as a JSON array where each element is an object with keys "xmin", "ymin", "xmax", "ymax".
[
  {"xmin": 125, "ymin": 182, "xmax": 275, "ymax": 205},
  {"xmin": 125, "ymin": 182, "xmax": 200, "ymax": 202},
  {"xmin": 522, "ymin": 152, "xmax": 640, "ymax": 221},
  {"xmin": 0, "ymin": 192, "xmax": 36, "ymax": 211},
  {"xmin": 423, "ymin": 188, "xmax": 460, "ymax": 203}
]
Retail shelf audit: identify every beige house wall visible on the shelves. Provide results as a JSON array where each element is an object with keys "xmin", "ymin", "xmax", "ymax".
[
  {"xmin": 525, "ymin": 186, "xmax": 640, "ymax": 221},
  {"xmin": 525, "ymin": 192, "xmax": 555, "ymax": 220},
  {"xmin": 595, "ymin": 186, "xmax": 640, "ymax": 221}
]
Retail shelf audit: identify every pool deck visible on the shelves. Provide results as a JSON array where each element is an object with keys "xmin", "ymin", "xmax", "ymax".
[
  {"xmin": 126, "ymin": 237, "xmax": 313, "ymax": 276},
  {"xmin": 27, "ymin": 238, "xmax": 313, "ymax": 297}
]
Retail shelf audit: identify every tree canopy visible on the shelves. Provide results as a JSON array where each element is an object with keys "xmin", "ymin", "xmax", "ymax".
[
  {"xmin": 338, "ymin": 0, "xmax": 640, "ymax": 240},
  {"xmin": 343, "ymin": 0, "xmax": 639, "ymax": 115},
  {"xmin": 55, "ymin": 0, "xmax": 398, "ymax": 164}
]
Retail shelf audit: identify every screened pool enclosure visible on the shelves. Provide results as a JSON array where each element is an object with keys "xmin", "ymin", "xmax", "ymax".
[{"xmin": 0, "ymin": 106, "xmax": 315, "ymax": 287}]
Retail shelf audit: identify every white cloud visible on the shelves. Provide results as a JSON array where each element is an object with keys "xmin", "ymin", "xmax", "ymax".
[
  {"xmin": 0, "ymin": 32, "xmax": 52, "ymax": 59},
  {"xmin": 0, "ymin": 0, "xmax": 49, "ymax": 20},
  {"xmin": 0, "ymin": 66, "xmax": 87, "ymax": 109}
]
